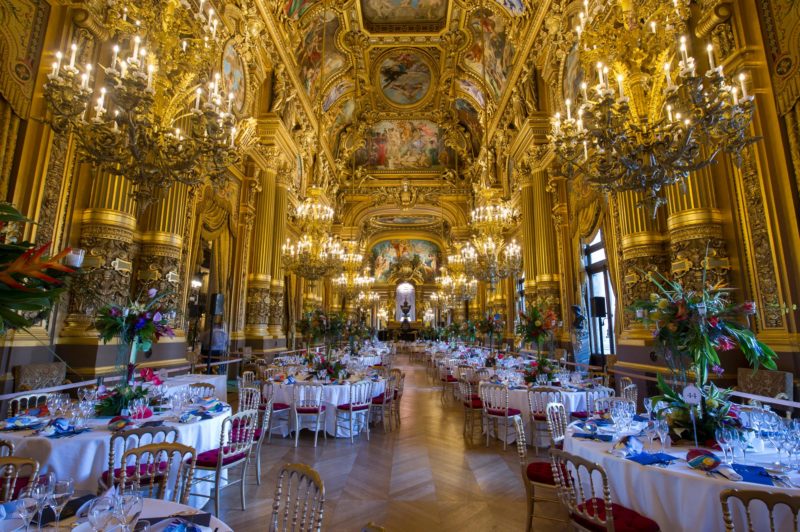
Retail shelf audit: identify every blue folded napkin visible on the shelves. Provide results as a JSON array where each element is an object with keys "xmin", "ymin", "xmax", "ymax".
[
  {"xmin": 36, "ymin": 418, "xmax": 90, "ymax": 438},
  {"xmin": 572, "ymin": 432, "xmax": 613, "ymax": 442},
  {"xmin": 732, "ymin": 464, "xmax": 774, "ymax": 486},
  {"xmin": 627, "ymin": 452, "xmax": 677, "ymax": 466},
  {"xmin": 590, "ymin": 418, "xmax": 613, "ymax": 426},
  {"xmin": 0, "ymin": 500, "xmax": 19, "ymax": 520},
  {"xmin": 633, "ymin": 414, "xmax": 649, "ymax": 422}
]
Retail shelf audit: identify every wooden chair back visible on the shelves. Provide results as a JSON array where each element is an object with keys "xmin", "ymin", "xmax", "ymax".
[
  {"xmin": 120, "ymin": 442, "xmax": 196, "ymax": 503},
  {"xmin": 0, "ymin": 457, "xmax": 39, "ymax": 502},
  {"xmin": 720, "ymin": 488, "xmax": 800, "ymax": 532},
  {"xmin": 550, "ymin": 448, "xmax": 616, "ymax": 531}
]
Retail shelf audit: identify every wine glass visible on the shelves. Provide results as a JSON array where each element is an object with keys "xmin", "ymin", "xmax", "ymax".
[
  {"xmin": 114, "ymin": 493, "xmax": 143, "ymax": 532},
  {"xmin": 643, "ymin": 397, "xmax": 653, "ymax": 420},
  {"xmin": 15, "ymin": 497, "xmax": 37, "ymax": 532},
  {"xmin": 655, "ymin": 419, "xmax": 670, "ymax": 453},
  {"xmin": 88, "ymin": 497, "xmax": 115, "ymax": 531},
  {"xmin": 51, "ymin": 478, "xmax": 74, "ymax": 530},
  {"xmin": 28, "ymin": 482, "xmax": 50, "ymax": 530},
  {"xmin": 715, "ymin": 427, "xmax": 732, "ymax": 465}
]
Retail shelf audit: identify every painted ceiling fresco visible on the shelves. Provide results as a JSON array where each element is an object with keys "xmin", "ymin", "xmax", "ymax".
[
  {"xmin": 463, "ymin": 7, "xmax": 514, "ymax": 100},
  {"xmin": 277, "ymin": 1, "xmax": 526, "ymax": 180},
  {"xmin": 374, "ymin": 215, "xmax": 436, "ymax": 226},
  {"xmin": 360, "ymin": 0, "xmax": 448, "ymax": 32},
  {"xmin": 295, "ymin": 10, "xmax": 345, "ymax": 101},
  {"xmin": 354, "ymin": 120, "xmax": 455, "ymax": 170},
  {"xmin": 377, "ymin": 50, "xmax": 433, "ymax": 107},
  {"xmin": 371, "ymin": 239, "xmax": 440, "ymax": 283}
]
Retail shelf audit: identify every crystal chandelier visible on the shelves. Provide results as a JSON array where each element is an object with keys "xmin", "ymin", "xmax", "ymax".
[
  {"xmin": 281, "ymin": 187, "xmax": 343, "ymax": 284},
  {"xmin": 42, "ymin": 0, "xmax": 241, "ymax": 208},
  {"xmin": 463, "ymin": 190, "xmax": 521, "ymax": 288},
  {"xmin": 549, "ymin": 0, "xmax": 758, "ymax": 216},
  {"xmin": 334, "ymin": 266, "xmax": 375, "ymax": 300},
  {"xmin": 356, "ymin": 290, "xmax": 380, "ymax": 311}
]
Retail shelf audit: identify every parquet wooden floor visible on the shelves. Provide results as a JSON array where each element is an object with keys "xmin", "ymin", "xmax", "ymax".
[{"xmin": 217, "ymin": 355, "xmax": 562, "ymax": 531}]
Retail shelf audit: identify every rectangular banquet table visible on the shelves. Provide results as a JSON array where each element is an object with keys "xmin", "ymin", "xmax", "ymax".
[{"xmin": 564, "ymin": 426, "xmax": 800, "ymax": 531}]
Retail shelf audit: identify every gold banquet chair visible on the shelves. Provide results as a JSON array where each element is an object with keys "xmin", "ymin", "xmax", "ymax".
[
  {"xmin": 99, "ymin": 425, "xmax": 179, "ymax": 493},
  {"xmin": 190, "ymin": 409, "xmax": 259, "ymax": 515},
  {"xmin": 292, "ymin": 383, "xmax": 328, "ymax": 447},
  {"xmin": 0, "ymin": 457, "xmax": 39, "ymax": 502},
  {"xmin": 512, "ymin": 417, "xmax": 567, "ymax": 532},
  {"xmin": 720, "ymin": 489, "xmax": 800, "ymax": 532},
  {"xmin": 120, "ymin": 442, "xmax": 196, "ymax": 504},
  {"xmin": 335, "ymin": 381, "xmax": 373, "ymax": 444},
  {"xmin": 528, "ymin": 387, "xmax": 564, "ymax": 454},
  {"xmin": 270, "ymin": 463, "xmax": 325, "ymax": 532},
  {"xmin": 188, "ymin": 382, "xmax": 216, "ymax": 399},
  {"xmin": 550, "ymin": 448, "xmax": 660, "ymax": 532},
  {"xmin": 479, "ymin": 382, "xmax": 521, "ymax": 451},
  {"xmin": 239, "ymin": 384, "xmax": 271, "ymax": 484},
  {"xmin": 7, "ymin": 393, "xmax": 50, "ymax": 417}
]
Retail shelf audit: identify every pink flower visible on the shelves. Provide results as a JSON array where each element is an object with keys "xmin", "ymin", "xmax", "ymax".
[
  {"xmin": 707, "ymin": 317, "xmax": 720, "ymax": 328},
  {"xmin": 711, "ymin": 364, "xmax": 725, "ymax": 377},
  {"xmin": 741, "ymin": 301, "xmax": 756, "ymax": 315},
  {"xmin": 716, "ymin": 335, "xmax": 736, "ymax": 351}
]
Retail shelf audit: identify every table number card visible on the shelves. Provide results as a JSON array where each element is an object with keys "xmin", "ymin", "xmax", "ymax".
[{"xmin": 682, "ymin": 384, "xmax": 702, "ymax": 405}]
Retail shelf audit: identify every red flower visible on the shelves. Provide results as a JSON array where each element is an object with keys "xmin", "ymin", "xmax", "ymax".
[
  {"xmin": 707, "ymin": 317, "xmax": 720, "ymax": 328},
  {"xmin": 741, "ymin": 301, "xmax": 756, "ymax": 315}
]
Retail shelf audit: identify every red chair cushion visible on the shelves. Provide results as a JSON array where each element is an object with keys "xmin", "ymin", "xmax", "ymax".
[
  {"xmin": 526, "ymin": 462, "xmax": 556, "ymax": 485},
  {"xmin": 574, "ymin": 498, "xmax": 660, "ymax": 532},
  {"xmin": 272, "ymin": 402, "xmax": 291, "ymax": 411},
  {"xmin": 296, "ymin": 405, "xmax": 325, "ymax": 414},
  {"xmin": 463, "ymin": 399, "xmax": 483, "ymax": 409},
  {"xmin": 469, "ymin": 394, "xmax": 481, "ymax": 400},
  {"xmin": 101, "ymin": 461, "xmax": 169, "ymax": 484},
  {"xmin": 337, "ymin": 403, "xmax": 370, "ymax": 412},
  {"xmin": 532, "ymin": 413, "xmax": 547, "ymax": 421},
  {"xmin": 253, "ymin": 428, "xmax": 263, "ymax": 440},
  {"xmin": 571, "ymin": 411, "xmax": 589, "ymax": 419},
  {"xmin": 372, "ymin": 393, "xmax": 392, "ymax": 405},
  {"xmin": 195, "ymin": 448, "xmax": 248, "ymax": 468},
  {"xmin": 486, "ymin": 407, "xmax": 522, "ymax": 417},
  {"xmin": 441, "ymin": 375, "xmax": 458, "ymax": 383}
]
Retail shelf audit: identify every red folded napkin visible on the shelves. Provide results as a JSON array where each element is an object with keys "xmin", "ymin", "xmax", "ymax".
[{"xmin": 131, "ymin": 407, "xmax": 153, "ymax": 420}]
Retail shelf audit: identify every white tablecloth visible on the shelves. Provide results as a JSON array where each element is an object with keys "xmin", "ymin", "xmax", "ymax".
[
  {"xmin": 564, "ymin": 428, "xmax": 800, "ymax": 531},
  {"xmin": 490, "ymin": 387, "xmax": 587, "ymax": 445},
  {"xmin": 0, "ymin": 410, "xmax": 229, "ymax": 500},
  {"xmin": 272, "ymin": 379, "xmax": 385, "ymax": 437},
  {"xmin": 161, "ymin": 374, "xmax": 228, "ymax": 402}
]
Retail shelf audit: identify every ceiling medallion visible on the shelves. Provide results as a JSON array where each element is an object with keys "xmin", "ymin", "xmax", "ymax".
[{"xmin": 374, "ymin": 49, "xmax": 435, "ymax": 109}]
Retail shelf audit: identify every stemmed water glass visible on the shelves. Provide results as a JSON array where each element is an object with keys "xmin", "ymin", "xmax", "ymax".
[
  {"xmin": 15, "ymin": 497, "xmax": 37, "ymax": 531},
  {"xmin": 715, "ymin": 427, "xmax": 734, "ymax": 465},
  {"xmin": 114, "ymin": 493, "xmax": 143, "ymax": 532},
  {"xmin": 88, "ymin": 497, "xmax": 115, "ymax": 531},
  {"xmin": 51, "ymin": 478, "xmax": 74, "ymax": 530},
  {"xmin": 655, "ymin": 419, "xmax": 670, "ymax": 453}
]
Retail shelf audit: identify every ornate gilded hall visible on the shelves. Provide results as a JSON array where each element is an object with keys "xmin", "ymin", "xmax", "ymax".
[{"xmin": 0, "ymin": 0, "xmax": 799, "ymax": 530}]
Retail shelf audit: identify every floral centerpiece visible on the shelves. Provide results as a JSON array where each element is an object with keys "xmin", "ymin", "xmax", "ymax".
[
  {"xmin": 0, "ymin": 204, "xmax": 75, "ymax": 334},
  {"xmin": 459, "ymin": 320, "xmax": 476, "ymax": 343},
  {"xmin": 631, "ymin": 270, "xmax": 776, "ymax": 444},
  {"xmin": 344, "ymin": 314, "xmax": 370, "ymax": 355},
  {"xmin": 476, "ymin": 313, "xmax": 505, "ymax": 351},
  {"xmin": 522, "ymin": 355, "xmax": 557, "ymax": 384},
  {"xmin": 516, "ymin": 306, "xmax": 558, "ymax": 353},
  {"xmin": 96, "ymin": 288, "xmax": 175, "ymax": 385},
  {"xmin": 297, "ymin": 308, "xmax": 327, "ymax": 351},
  {"xmin": 313, "ymin": 356, "xmax": 349, "ymax": 381},
  {"xmin": 94, "ymin": 364, "xmax": 164, "ymax": 416}
]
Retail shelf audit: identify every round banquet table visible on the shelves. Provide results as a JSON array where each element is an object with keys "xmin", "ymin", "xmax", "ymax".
[
  {"xmin": 0, "ymin": 409, "xmax": 230, "ymax": 501},
  {"xmin": 272, "ymin": 378, "xmax": 385, "ymax": 437},
  {"xmin": 490, "ymin": 386, "xmax": 587, "ymax": 445},
  {"xmin": 564, "ymin": 427, "xmax": 800, "ymax": 531}
]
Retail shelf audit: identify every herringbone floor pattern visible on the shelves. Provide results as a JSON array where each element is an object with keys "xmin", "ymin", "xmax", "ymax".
[{"xmin": 218, "ymin": 355, "xmax": 559, "ymax": 531}]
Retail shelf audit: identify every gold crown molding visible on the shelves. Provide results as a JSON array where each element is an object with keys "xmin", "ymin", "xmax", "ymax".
[
  {"xmin": 535, "ymin": 275, "xmax": 560, "ymax": 284},
  {"xmin": 667, "ymin": 208, "xmax": 723, "ymax": 232},
  {"xmin": 81, "ymin": 209, "xmax": 137, "ymax": 231},
  {"xmin": 248, "ymin": 273, "xmax": 271, "ymax": 284}
]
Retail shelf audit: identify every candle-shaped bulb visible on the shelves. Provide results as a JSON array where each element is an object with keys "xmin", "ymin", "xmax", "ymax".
[
  {"xmin": 120, "ymin": 60, "xmax": 128, "ymax": 78},
  {"xmin": 55, "ymin": 51, "xmax": 63, "ymax": 75},
  {"xmin": 227, "ymin": 91, "xmax": 234, "ymax": 112},
  {"xmin": 565, "ymin": 98, "xmax": 572, "ymax": 120},
  {"xmin": 69, "ymin": 43, "xmax": 78, "ymax": 69},
  {"xmin": 111, "ymin": 45, "xmax": 119, "ymax": 69},
  {"xmin": 596, "ymin": 62, "xmax": 604, "ymax": 86},
  {"xmin": 650, "ymin": 21, "xmax": 656, "ymax": 33},
  {"xmin": 731, "ymin": 86, "xmax": 739, "ymax": 105},
  {"xmin": 666, "ymin": 104, "xmax": 673, "ymax": 122},
  {"xmin": 580, "ymin": 81, "xmax": 588, "ymax": 100},
  {"xmin": 616, "ymin": 74, "xmax": 624, "ymax": 98},
  {"xmin": 739, "ymin": 72, "xmax": 748, "ymax": 98},
  {"xmin": 230, "ymin": 126, "xmax": 236, "ymax": 147},
  {"xmin": 50, "ymin": 61, "xmax": 58, "ymax": 77},
  {"xmin": 147, "ymin": 63, "xmax": 154, "ymax": 90},
  {"xmin": 182, "ymin": 40, "xmax": 187, "ymax": 52},
  {"xmin": 679, "ymin": 35, "xmax": 689, "ymax": 63},
  {"xmin": 664, "ymin": 62, "xmax": 673, "ymax": 88},
  {"xmin": 706, "ymin": 43, "xmax": 715, "ymax": 70},
  {"xmin": 80, "ymin": 73, "xmax": 88, "ymax": 89},
  {"xmin": 133, "ymin": 36, "xmax": 141, "ymax": 60},
  {"xmin": 195, "ymin": 87, "xmax": 202, "ymax": 110}
]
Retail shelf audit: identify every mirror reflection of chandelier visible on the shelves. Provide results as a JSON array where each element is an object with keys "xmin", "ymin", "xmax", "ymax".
[
  {"xmin": 42, "ymin": 0, "xmax": 241, "ymax": 208},
  {"xmin": 463, "ymin": 190, "xmax": 521, "ymax": 288},
  {"xmin": 281, "ymin": 187, "xmax": 343, "ymax": 284},
  {"xmin": 549, "ymin": 0, "xmax": 758, "ymax": 216}
]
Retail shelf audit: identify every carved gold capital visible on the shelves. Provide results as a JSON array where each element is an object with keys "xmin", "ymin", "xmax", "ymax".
[
  {"xmin": 81, "ymin": 209, "xmax": 137, "ymax": 231},
  {"xmin": 667, "ymin": 208, "xmax": 723, "ymax": 233}
]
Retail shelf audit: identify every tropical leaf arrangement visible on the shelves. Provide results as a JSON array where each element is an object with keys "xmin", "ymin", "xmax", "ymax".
[
  {"xmin": 632, "ymin": 267, "xmax": 776, "ymax": 444},
  {"xmin": 95, "ymin": 288, "xmax": 175, "ymax": 353},
  {"xmin": 0, "ymin": 203, "xmax": 74, "ymax": 334},
  {"xmin": 476, "ymin": 313, "xmax": 505, "ymax": 338}
]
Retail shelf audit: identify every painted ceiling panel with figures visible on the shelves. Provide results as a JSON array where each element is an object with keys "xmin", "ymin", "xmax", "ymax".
[{"xmin": 272, "ymin": 0, "xmax": 535, "ymax": 192}]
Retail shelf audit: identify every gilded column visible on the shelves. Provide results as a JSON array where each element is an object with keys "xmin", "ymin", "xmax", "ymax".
[
  {"xmin": 665, "ymin": 170, "xmax": 729, "ymax": 290},
  {"xmin": 531, "ymin": 167, "xmax": 560, "ymax": 308},
  {"xmin": 137, "ymin": 184, "xmax": 189, "ymax": 328},
  {"xmin": 244, "ymin": 164, "xmax": 277, "ymax": 342},
  {"xmin": 268, "ymin": 168, "xmax": 291, "ymax": 338},
  {"xmin": 616, "ymin": 191, "xmax": 668, "ymax": 336},
  {"xmin": 519, "ymin": 175, "xmax": 538, "ymax": 304},
  {"xmin": 230, "ymin": 176, "xmax": 260, "ymax": 344}
]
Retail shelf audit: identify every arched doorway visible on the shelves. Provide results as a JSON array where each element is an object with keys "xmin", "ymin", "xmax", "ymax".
[{"xmin": 395, "ymin": 282, "xmax": 415, "ymax": 321}]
